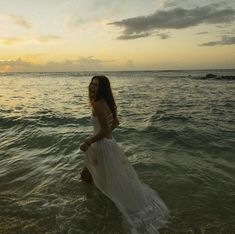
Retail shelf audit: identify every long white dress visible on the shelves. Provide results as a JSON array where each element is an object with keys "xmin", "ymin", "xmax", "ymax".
[{"xmin": 84, "ymin": 115, "xmax": 169, "ymax": 234}]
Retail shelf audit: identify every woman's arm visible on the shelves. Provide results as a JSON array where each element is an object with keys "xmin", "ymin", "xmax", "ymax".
[
  {"xmin": 86, "ymin": 101, "xmax": 111, "ymax": 145},
  {"xmin": 80, "ymin": 102, "xmax": 118, "ymax": 152}
]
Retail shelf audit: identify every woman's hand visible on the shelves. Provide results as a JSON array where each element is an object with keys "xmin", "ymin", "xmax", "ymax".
[
  {"xmin": 80, "ymin": 138, "xmax": 92, "ymax": 152},
  {"xmin": 80, "ymin": 142, "xmax": 89, "ymax": 152}
]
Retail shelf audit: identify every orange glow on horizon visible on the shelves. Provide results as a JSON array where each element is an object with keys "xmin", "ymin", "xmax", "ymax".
[{"xmin": 0, "ymin": 66, "xmax": 13, "ymax": 73}]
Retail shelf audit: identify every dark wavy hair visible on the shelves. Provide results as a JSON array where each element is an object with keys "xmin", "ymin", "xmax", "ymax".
[{"xmin": 89, "ymin": 76, "xmax": 117, "ymax": 116}]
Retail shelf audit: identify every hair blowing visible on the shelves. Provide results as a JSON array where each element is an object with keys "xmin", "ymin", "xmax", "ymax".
[{"xmin": 89, "ymin": 76, "xmax": 117, "ymax": 116}]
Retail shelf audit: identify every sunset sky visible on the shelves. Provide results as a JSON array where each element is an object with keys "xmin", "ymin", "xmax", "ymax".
[{"xmin": 0, "ymin": 0, "xmax": 235, "ymax": 72}]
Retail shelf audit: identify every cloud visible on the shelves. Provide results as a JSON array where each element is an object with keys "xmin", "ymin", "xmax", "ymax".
[
  {"xmin": 157, "ymin": 32, "xmax": 171, "ymax": 39},
  {"xmin": 22, "ymin": 53, "xmax": 47, "ymax": 61},
  {"xmin": 195, "ymin": 31, "xmax": 209, "ymax": 35},
  {"xmin": 109, "ymin": 3, "xmax": 235, "ymax": 40},
  {"xmin": 0, "ymin": 57, "xmax": 114, "ymax": 72},
  {"xmin": 0, "ymin": 58, "xmax": 34, "ymax": 72},
  {"xmin": 10, "ymin": 15, "xmax": 32, "ymax": 29},
  {"xmin": 116, "ymin": 31, "xmax": 171, "ymax": 40},
  {"xmin": 160, "ymin": 0, "xmax": 232, "ymax": 9},
  {"xmin": 78, "ymin": 56, "xmax": 114, "ymax": 66},
  {"xmin": 161, "ymin": 0, "xmax": 180, "ymax": 8},
  {"xmin": 36, "ymin": 35, "xmax": 61, "ymax": 43},
  {"xmin": 117, "ymin": 33, "xmax": 151, "ymax": 40},
  {"xmin": 0, "ymin": 58, "xmax": 33, "ymax": 66},
  {"xmin": 199, "ymin": 35, "xmax": 235, "ymax": 46},
  {"xmin": 0, "ymin": 37, "xmax": 25, "ymax": 45},
  {"xmin": 40, "ymin": 57, "xmax": 115, "ymax": 72},
  {"xmin": 0, "ymin": 34, "xmax": 61, "ymax": 46},
  {"xmin": 126, "ymin": 59, "xmax": 134, "ymax": 67}
]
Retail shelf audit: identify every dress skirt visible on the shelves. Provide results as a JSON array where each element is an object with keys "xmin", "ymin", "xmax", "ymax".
[{"xmin": 85, "ymin": 137, "xmax": 169, "ymax": 234}]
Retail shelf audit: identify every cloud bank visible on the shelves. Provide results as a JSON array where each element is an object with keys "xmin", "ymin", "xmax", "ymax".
[
  {"xmin": 0, "ymin": 57, "xmax": 114, "ymax": 72},
  {"xmin": 109, "ymin": 3, "xmax": 235, "ymax": 40}
]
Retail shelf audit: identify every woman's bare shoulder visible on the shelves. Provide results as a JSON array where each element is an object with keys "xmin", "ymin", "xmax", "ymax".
[
  {"xmin": 93, "ymin": 100, "xmax": 112, "ymax": 116},
  {"xmin": 92, "ymin": 100, "xmax": 105, "ymax": 108},
  {"xmin": 92, "ymin": 100, "xmax": 106, "ymax": 113}
]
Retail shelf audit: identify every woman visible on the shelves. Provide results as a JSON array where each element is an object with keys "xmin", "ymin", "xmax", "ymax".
[{"xmin": 80, "ymin": 76, "xmax": 169, "ymax": 233}]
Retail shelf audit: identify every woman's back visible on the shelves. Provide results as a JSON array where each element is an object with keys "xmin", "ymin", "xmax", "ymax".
[{"xmin": 92, "ymin": 99, "xmax": 113, "ymax": 139}]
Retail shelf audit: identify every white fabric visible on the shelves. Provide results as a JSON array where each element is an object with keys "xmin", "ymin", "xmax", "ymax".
[{"xmin": 85, "ymin": 115, "xmax": 169, "ymax": 233}]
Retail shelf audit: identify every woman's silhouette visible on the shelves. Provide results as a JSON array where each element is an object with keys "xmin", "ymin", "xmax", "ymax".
[{"xmin": 80, "ymin": 75, "xmax": 169, "ymax": 233}]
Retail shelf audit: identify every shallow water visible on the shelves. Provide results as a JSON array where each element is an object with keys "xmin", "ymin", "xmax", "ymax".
[{"xmin": 0, "ymin": 70, "xmax": 235, "ymax": 233}]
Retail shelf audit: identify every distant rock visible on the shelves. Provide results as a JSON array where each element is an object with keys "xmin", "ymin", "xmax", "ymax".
[
  {"xmin": 220, "ymin": 75, "xmax": 235, "ymax": 80},
  {"xmin": 206, "ymin": 73, "xmax": 217, "ymax": 78},
  {"xmin": 198, "ymin": 73, "xmax": 235, "ymax": 80}
]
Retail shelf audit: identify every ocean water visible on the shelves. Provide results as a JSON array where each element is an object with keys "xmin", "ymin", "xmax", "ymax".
[{"xmin": 0, "ymin": 70, "xmax": 234, "ymax": 234}]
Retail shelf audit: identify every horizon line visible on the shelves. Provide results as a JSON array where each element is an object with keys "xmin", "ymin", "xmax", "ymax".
[{"xmin": 1, "ymin": 68, "xmax": 235, "ymax": 74}]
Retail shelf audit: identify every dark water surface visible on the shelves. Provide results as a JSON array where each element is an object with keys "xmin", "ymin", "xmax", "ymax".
[{"xmin": 0, "ymin": 70, "xmax": 235, "ymax": 233}]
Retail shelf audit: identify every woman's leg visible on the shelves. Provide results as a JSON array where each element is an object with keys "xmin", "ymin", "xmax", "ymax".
[{"xmin": 80, "ymin": 167, "xmax": 93, "ymax": 183}]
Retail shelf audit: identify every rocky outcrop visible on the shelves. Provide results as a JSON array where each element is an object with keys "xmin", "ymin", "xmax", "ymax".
[{"xmin": 199, "ymin": 73, "xmax": 235, "ymax": 80}]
